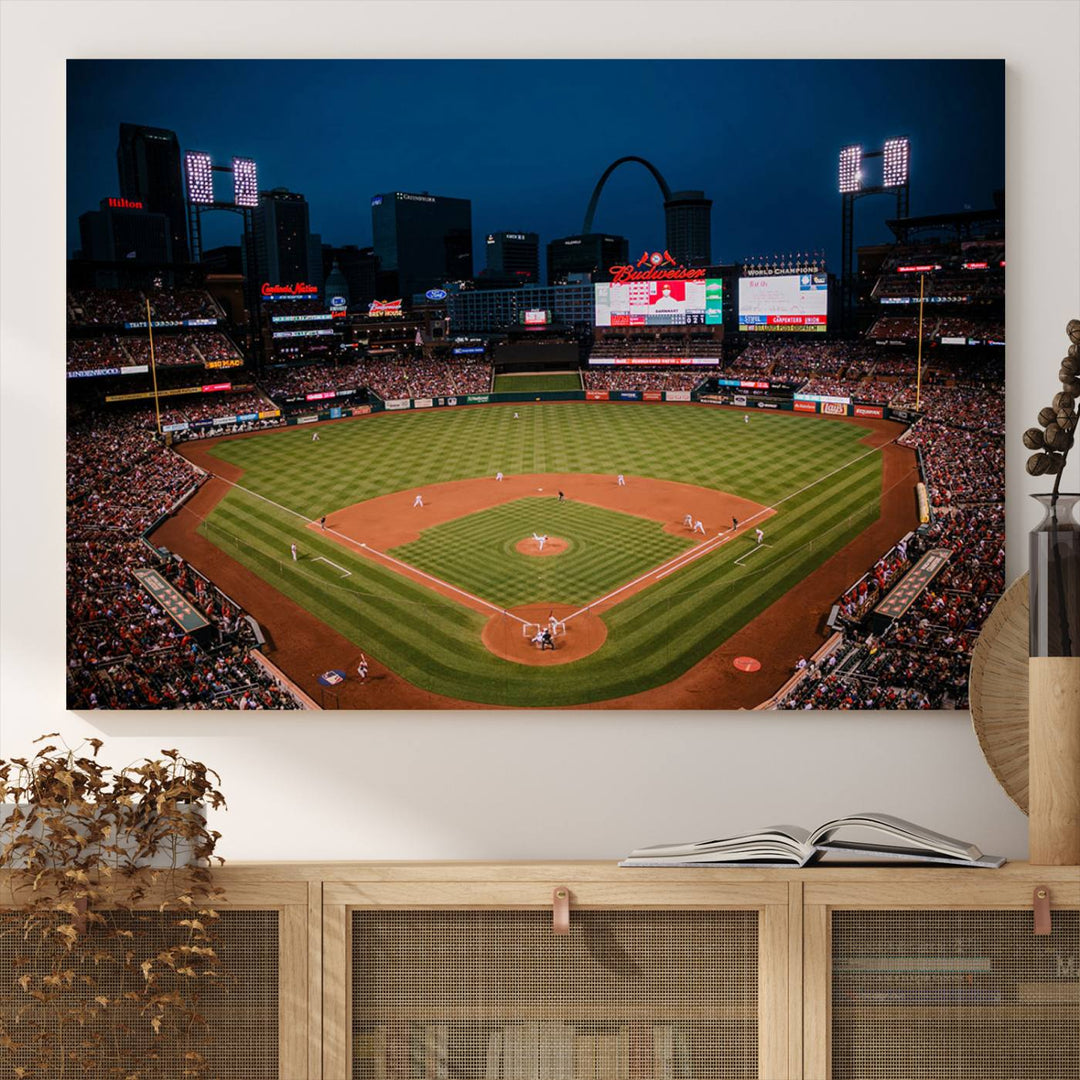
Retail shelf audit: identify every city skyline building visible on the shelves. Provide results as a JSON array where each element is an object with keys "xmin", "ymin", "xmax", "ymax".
[
  {"xmin": 447, "ymin": 281, "xmax": 595, "ymax": 333},
  {"xmin": 250, "ymin": 187, "xmax": 322, "ymax": 291},
  {"xmin": 664, "ymin": 189, "xmax": 713, "ymax": 266},
  {"xmin": 322, "ymin": 244, "xmax": 380, "ymax": 311},
  {"xmin": 546, "ymin": 234, "xmax": 629, "ymax": 285},
  {"xmin": 116, "ymin": 123, "xmax": 190, "ymax": 263},
  {"xmin": 371, "ymin": 191, "xmax": 473, "ymax": 299},
  {"xmin": 78, "ymin": 197, "xmax": 173, "ymax": 266},
  {"xmin": 485, "ymin": 230, "xmax": 540, "ymax": 284}
]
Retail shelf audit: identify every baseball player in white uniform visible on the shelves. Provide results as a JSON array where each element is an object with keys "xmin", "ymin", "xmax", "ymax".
[
  {"xmin": 683, "ymin": 513, "xmax": 693, "ymax": 528},
  {"xmin": 312, "ymin": 431, "xmax": 320, "ymax": 441},
  {"xmin": 693, "ymin": 520, "xmax": 706, "ymax": 535},
  {"xmin": 413, "ymin": 494, "xmax": 424, "ymax": 508},
  {"xmin": 617, "ymin": 474, "xmax": 626, "ymax": 486},
  {"xmin": 495, "ymin": 471, "xmax": 504, "ymax": 481},
  {"xmin": 744, "ymin": 414, "xmax": 749, "ymax": 424},
  {"xmin": 290, "ymin": 543, "xmax": 298, "ymax": 561},
  {"xmin": 755, "ymin": 528, "xmax": 765, "ymax": 545}
]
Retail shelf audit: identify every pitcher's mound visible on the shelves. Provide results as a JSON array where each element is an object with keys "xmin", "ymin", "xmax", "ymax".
[
  {"xmin": 514, "ymin": 536, "xmax": 569, "ymax": 557},
  {"xmin": 482, "ymin": 603, "xmax": 606, "ymax": 666}
]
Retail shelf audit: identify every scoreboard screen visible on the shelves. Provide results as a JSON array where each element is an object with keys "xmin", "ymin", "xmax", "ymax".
[
  {"xmin": 738, "ymin": 273, "xmax": 828, "ymax": 332},
  {"xmin": 522, "ymin": 309, "xmax": 549, "ymax": 326},
  {"xmin": 595, "ymin": 278, "xmax": 723, "ymax": 327}
]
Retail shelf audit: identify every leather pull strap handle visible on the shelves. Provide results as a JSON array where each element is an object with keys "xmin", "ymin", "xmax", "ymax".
[
  {"xmin": 1033, "ymin": 886, "xmax": 1052, "ymax": 936},
  {"xmin": 552, "ymin": 887, "xmax": 570, "ymax": 936}
]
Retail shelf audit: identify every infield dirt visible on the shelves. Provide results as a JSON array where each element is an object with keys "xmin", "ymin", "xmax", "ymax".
[{"xmin": 156, "ymin": 409, "xmax": 917, "ymax": 709}]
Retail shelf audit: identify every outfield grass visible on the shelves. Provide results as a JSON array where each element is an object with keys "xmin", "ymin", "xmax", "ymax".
[
  {"xmin": 492, "ymin": 372, "xmax": 582, "ymax": 392},
  {"xmin": 389, "ymin": 497, "xmax": 693, "ymax": 608},
  {"xmin": 198, "ymin": 403, "xmax": 883, "ymax": 706}
]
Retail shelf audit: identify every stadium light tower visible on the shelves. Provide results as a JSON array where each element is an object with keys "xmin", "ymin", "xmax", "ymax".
[
  {"xmin": 838, "ymin": 145, "xmax": 862, "ymax": 194},
  {"xmin": 839, "ymin": 136, "xmax": 911, "ymax": 333},
  {"xmin": 184, "ymin": 149, "xmax": 262, "ymax": 363}
]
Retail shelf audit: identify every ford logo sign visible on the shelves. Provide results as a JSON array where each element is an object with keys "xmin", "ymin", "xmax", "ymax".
[{"xmin": 425, "ymin": 288, "xmax": 448, "ymax": 300}]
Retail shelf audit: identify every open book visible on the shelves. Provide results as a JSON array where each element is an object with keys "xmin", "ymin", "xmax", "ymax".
[{"xmin": 620, "ymin": 812, "xmax": 1006, "ymax": 868}]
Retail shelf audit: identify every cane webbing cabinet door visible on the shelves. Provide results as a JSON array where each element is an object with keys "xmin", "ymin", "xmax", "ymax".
[
  {"xmin": 803, "ymin": 866, "xmax": 1080, "ymax": 1080},
  {"xmin": 322, "ymin": 864, "xmax": 795, "ymax": 1080},
  {"xmin": 0, "ymin": 872, "xmax": 314, "ymax": 1080}
]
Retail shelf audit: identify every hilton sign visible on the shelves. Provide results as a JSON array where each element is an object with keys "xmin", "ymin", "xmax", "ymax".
[{"xmin": 608, "ymin": 249, "xmax": 706, "ymax": 284}]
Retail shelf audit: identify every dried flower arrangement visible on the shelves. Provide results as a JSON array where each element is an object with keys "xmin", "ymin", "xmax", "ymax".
[
  {"xmin": 0, "ymin": 736, "xmax": 226, "ymax": 1079},
  {"xmin": 1024, "ymin": 320, "xmax": 1079, "ymax": 482}
]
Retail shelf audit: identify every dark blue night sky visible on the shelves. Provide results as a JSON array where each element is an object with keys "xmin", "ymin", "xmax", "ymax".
[{"xmin": 67, "ymin": 59, "xmax": 1003, "ymax": 270}]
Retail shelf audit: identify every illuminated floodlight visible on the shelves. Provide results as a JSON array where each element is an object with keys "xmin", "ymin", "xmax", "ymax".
[
  {"xmin": 185, "ymin": 151, "xmax": 214, "ymax": 204},
  {"xmin": 883, "ymin": 137, "xmax": 910, "ymax": 187},
  {"xmin": 232, "ymin": 157, "xmax": 258, "ymax": 207},
  {"xmin": 838, "ymin": 145, "xmax": 862, "ymax": 194}
]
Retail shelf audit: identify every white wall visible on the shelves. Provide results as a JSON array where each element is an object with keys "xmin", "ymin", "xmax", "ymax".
[{"xmin": 2, "ymin": 1, "xmax": 1077, "ymax": 863}]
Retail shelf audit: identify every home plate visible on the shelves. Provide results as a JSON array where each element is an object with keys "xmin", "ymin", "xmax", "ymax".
[{"xmin": 733, "ymin": 656, "xmax": 762, "ymax": 672}]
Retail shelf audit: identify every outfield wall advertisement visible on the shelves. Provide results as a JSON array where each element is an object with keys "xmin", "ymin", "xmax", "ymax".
[{"xmin": 738, "ymin": 273, "xmax": 828, "ymax": 332}]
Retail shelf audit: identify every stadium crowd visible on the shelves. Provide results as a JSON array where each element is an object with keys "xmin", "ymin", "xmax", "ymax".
[
  {"xmin": 582, "ymin": 367, "xmax": 705, "ymax": 391},
  {"xmin": 351, "ymin": 357, "xmax": 491, "ymax": 399},
  {"xmin": 66, "ymin": 410, "xmax": 301, "ymax": 709},
  {"xmin": 68, "ymin": 331, "xmax": 243, "ymax": 372},
  {"xmin": 68, "ymin": 287, "xmax": 221, "ymax": 325},
  {"xmin": 181, "ymin": 390, "xmax": 276, "ymax": 424},
  {"xmin": 776, "ymin": 375, "xmax": 1004, "ymax": 710},
  {"xmin": 260, "ymin": 362, "xmax": 362, "ymax": 400}
]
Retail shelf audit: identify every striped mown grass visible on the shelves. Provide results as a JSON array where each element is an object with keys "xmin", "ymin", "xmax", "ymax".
[
  {"xmin": 492, "ymin": 372, "xmax": 583, "ymax": 393},
  {"xmin": 198, "ymin": 403, "xmax": 884, "ymax": 705},
  {"xmin": 389, "ymin": 497, "xmax": 693, "ymax": 608}
]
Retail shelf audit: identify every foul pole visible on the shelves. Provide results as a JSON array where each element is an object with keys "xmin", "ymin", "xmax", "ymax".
[
  {"xmin": 146, "ymin": 298, "xmax": 162, "ymax": 435},
  {"xmin": 915, "ymin": 272, "xmax": 925, "ymax": 411}
]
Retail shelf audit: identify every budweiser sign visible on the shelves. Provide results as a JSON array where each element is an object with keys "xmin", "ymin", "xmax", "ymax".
[
  {"xmin": 368, "ymin": 299, "xmax": 403, "ymax": 316},
  {"xmin": 608, "ymin": 249, "xmax": 706, "ymax": 284}
]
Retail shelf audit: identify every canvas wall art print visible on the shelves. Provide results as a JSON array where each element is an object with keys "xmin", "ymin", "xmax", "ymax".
[{"xmin": 66, "ymin": 59, "xmax": 1004, "ymax": 710}]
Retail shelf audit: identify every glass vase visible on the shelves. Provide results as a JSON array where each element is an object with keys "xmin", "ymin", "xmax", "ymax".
[{"xmin": 1029, "ymin": 492, "xmax": 1080, "ymax": 657}]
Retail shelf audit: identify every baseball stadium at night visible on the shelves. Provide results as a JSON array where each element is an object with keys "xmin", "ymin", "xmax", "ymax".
[{"xmin": 65, "ymin": 60, "xmax": 1005, "ymax": 710}]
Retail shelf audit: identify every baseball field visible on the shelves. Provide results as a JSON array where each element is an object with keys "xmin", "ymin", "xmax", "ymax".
[{"xmin": 156, "ymin": 401, "xmax": 918, "ymax": 709}]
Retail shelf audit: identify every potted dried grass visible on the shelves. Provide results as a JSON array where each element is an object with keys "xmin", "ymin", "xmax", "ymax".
[{"xmin": 0, "ymin": 736, "xmax": 227, "ymax": 1078}]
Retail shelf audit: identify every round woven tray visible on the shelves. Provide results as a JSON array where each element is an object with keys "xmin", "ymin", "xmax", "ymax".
[{"xmin": 968, "ymin": 573, "xmax": 1029, "ymax": 814}]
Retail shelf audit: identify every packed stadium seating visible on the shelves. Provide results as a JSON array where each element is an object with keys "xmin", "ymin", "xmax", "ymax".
[
  {"xmin": 181, "ymin": 390, "xmax": 276, "ymax": 424},
  {"xmin": 260, "ymin": 363, "xmax": 363, "ymax": 400},
  {"xmin": 68, "ymin": 287, "xmax": 222, "ymax": 324},
  {"xmin": 66, "ymin": 410, "xmax": 301, "ymax": 709},
  {"xmin": 582, "ymin": 368, "xmax": 705, "ymax": 391},
  {"xmin": 120, "ymin": 331, "xmax": 242, "ymax": 369},
  {"xmin": 776, "ymin": 378, "xmax": 1004, "ymax": 710},
  {"xmin": 351, "ymin": 357, "xmax": 491, "ymax": 399},
  {"xmin": 588, "ymin": 334, "xmax": 722, "ymax": 363}
]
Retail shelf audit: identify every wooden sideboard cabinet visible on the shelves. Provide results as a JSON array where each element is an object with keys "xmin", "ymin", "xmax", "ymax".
[{"xmin": 4, "ymin": 862, "xmax": 1076, "ymax": 1080}]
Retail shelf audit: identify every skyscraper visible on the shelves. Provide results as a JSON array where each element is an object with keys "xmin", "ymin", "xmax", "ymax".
[
  {"xmin": 371, "ymin": 191, "xmax": 472, "ymax": 299},
  {"xmin": 546, "ymin": 234, "xmax": 629, "ymax": 285},
  {"xmin": 251, "ymin": 188, "xmax": 318, "ymax": 288},
  {"xmin": 664, "ymin": 190, "xmax": 713, "ymax": 266},
  {"xmin": 321, "ymin": 244, "xmax": 380, "ymax": 310},
  {"xmin": 78, "ymin": 199, "xmax": 172, "ymax": 265},
  {"xmin": 116, "ymin": 123, "xmax": 190, "ymax": 263},
  {"xmin": 485, "ymin": 231, "xmax": 540, "ymax": 283}
]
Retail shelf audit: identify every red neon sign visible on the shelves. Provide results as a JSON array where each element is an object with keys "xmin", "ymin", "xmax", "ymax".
[
  {"xmin": 107, "ymin": 197, "xmax": 144, "ymax": 209},
  {"xmin": 261, "ymin": 282, "xmax": 319, "ymax": 296},
  {"xmin": 897, "ymin": 264, "xmax": 941, "ymax": 273},
  {"xmin": 961, "ymin": 262, "xmax": 988, "ymax": 270}
]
